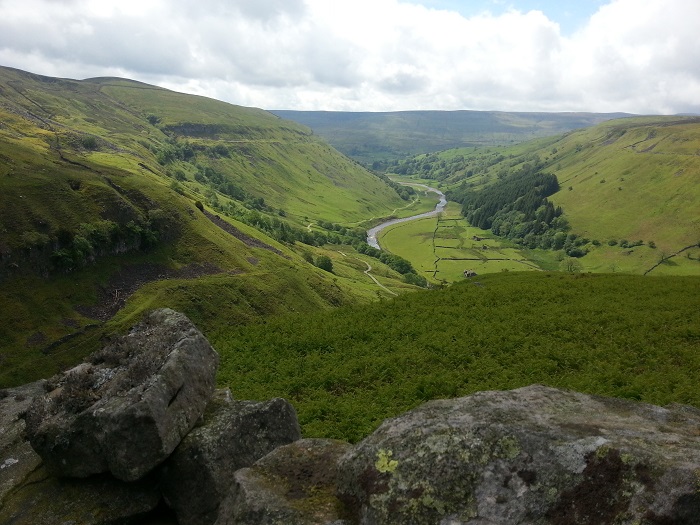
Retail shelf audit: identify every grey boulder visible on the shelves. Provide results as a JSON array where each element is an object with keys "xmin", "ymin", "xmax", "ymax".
[
  {"xmin": 216, "ymin": 438, "xmax": 353, "ymax": 525},
  {"xmin": 337, "ymin": 384, "xmax": 700, "ymax": 525},
  {"xmin": 0, "ymin": 381, "xmax": 45, "ymax": 508},
  {"xmin": 0, "ymin": 382, "xmax": 161, "ymax": 525},
  {"xmin": 24, "ymin": 308, "xmax": 219, "ymax": 481},
  {"xmin": 161, "ymin": 389, "xmax": 302, "ymax": 525}
]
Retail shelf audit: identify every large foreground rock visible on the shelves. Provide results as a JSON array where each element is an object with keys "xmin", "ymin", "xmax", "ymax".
[
  {"xmin": 0, "ymin": 381, "xmax": 46, "ymax": 508},
  {"xmin": 337, "ymin": 385, "xmax": 700, "ymax": 524},
  {"xmin": 216, "ymin": 438, "xmax": 353, "ymax": 525},
  {"xmin": 161, "ymin": 389, "xmax": 302, "ymax": 525},
  {"xmin": 24, "ymin": 308, "xmax": 219, "ymax": 481},
  {"xmin": 0, "ymin": 382, "xmax": 162, "ymax": 525},
  {"xmin": 0, "ymin": 468, "xmax": 162, "ymax": 525}
]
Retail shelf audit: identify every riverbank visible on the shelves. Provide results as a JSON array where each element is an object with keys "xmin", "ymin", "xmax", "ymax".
[{"xmin": 367, "ymin": 184, "xmax": 447, "ymax": 249}]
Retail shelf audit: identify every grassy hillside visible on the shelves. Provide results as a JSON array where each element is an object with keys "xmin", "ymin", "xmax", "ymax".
[
  {"xmin": 0, "ymin": 66, "xmax": 416, "ymax": 387},
  {"xmin": 272, "ymin": 109, "xmax": 628, "ymax": 166},
  {"xmin": 215, "ymin": 272, "xmax": 700, "ymax": 441},
  {"xmin": 388, "ymin": 116, "xmax": 700, "ymax": 275},
  {"xmin": 546, "ymin": 117, "xmax": 700, "ymax": 269},
  {"xmin": 0, "ymin": 67, "xmax": 405, "ymax": 228}
]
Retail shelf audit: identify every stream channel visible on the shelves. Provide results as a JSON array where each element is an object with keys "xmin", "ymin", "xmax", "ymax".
[{"xmin": 366, "ymin": 184, "xmax": 447, "ymax": 249}]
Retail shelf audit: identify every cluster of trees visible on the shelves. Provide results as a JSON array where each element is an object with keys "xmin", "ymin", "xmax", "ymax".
[
  {"xmin": 154, "ymin": 137, "xmax": 231, "ymax": 166},
  {"xmin": 448, "ymin": 166, "xmax": 589, "ymax": 256},
  {"xmin": 192, "ymin": 165, "xmax": 250, "ymax": 203},
  {"xmin": 215, "ymin": 205, "xmax": 365, "ymax": 248},
  {"xmin": 372, "ymin": 172, "xmax": 417, "ymax": 200},
  {"xmin": 20, "ymin": 213, "xmax": 167, "ymax": 274}
]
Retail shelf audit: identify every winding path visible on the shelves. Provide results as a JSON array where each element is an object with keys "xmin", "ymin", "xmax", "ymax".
[
  {"xmin": 337, "ymin": 251, "xmax": 398, "ymax": 296},
  {"xmin": 367, "ymin": 183, "xmax": 447, "ymax": 250}
]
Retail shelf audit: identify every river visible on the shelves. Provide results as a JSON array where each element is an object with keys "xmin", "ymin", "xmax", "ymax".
[{"xmin": 366, "ymin": 183, "xmax": 447, "ymax": 249}]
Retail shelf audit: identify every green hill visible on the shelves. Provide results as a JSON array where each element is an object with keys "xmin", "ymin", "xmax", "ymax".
[
  {"xmin": 272, "ymin": 109, "xmax": 629, "ymax": 166},
  {"xmin": 390, "ymin": 116, "xmax": 700, "ymax": 275},
  {"xmin": 0, "ymin": 66, "xmax": 414, "ymax": 387},
  {"xmin": 546, "ymin": 117, "xmax": 700, "ymax": 266}
]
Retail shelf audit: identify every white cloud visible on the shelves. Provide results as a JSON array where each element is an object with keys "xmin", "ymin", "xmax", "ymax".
[{"xmin": 0, "ymin": 0, "xmax": 697, "ymax": 113}]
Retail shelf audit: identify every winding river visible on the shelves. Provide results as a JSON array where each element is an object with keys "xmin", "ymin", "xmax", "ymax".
[{"xmin": 367, "ymin": 184, "xmax": 447, "ymax": 250}]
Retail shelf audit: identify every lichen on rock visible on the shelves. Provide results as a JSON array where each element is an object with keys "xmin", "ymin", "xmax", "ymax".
[{"xmin": 336, "ymin": 385, "xmax": 700, "ymax": 525}]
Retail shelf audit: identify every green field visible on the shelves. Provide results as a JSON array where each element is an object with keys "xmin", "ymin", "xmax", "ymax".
[{"xmin": 378, "ymin": 203, "xmax": 540, "ymax": 283}]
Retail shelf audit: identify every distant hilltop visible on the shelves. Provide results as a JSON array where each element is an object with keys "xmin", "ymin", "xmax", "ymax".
[{"xmin": 271, "ymin": 109, "xmax": 632, "ymax": 165}]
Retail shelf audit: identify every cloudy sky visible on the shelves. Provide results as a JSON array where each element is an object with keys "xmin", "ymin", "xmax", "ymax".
[{"xmin": 0, "ymin": 0, "xmax": 698, "ymax": 114}]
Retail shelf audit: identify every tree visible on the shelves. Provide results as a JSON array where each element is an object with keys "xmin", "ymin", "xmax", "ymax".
[
  {"xmin": 315, "ymin": 255, "xmax": 334, "ymax": 273},
  {"xmin": 560, "ymin": 257, "xmax": 583, "ymax": 273}
]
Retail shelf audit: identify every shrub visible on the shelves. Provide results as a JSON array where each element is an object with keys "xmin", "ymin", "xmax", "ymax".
[
  {"xmin": 50, "ymin": 249, "xmax": 74, "ymax": 271},
  {"xmin": 566, "ymin": 246, "xmax": 587, "ymax": 258},
  {"xmin": 211, "ymin": 144, "xmax": 230, "ymax": 157},
  {"xmin": 81, "ymin": 136, "xmax": 97, "ymax": 150},
  {"xmin": 315, "ymin": 255, "xmax": 334, "ymax": 273},
  {"xmin": 21, "ymin": 231, "xmax": 50, "ymax": 250},
  {"xmin": 404, "ymin": 273, "xmax": 428, "ymax": 287}
]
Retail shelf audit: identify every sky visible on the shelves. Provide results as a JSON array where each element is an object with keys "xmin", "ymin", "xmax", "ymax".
[{"xmin": 0, "ymin": 0, "xmax": 698, "ymax": 114}]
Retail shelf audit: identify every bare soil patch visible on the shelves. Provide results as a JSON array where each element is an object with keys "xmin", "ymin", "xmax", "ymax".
[
  {"xmin": 202, "ymin": 210, "xmax": 285, "ymax": 256},
  {"xmin": 76, "ymin": 262, "xmax": 224, "ymax": 322}
]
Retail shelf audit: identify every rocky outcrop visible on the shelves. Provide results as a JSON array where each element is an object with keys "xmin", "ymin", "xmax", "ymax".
[
  {"xmin": 0, "ymin": 381, "xmax": 162, "ymax": 525},
  {"xmin": 336, "ymin": 385, "xmax": 700, "ymax": 524},
  {"xmin": 216, "ymin": 438, "xmax": 352, "ymax": 525},
  {"xmin": 0, "ymin": 381, "xmax": 45, "ymax": 507},
  {"xmin": 161, "ymin": 390, "xmax": 302, "ymax": 525},
  {"xmin": 6, "ymin": 309, "xmax": 700, "ymax": 525},
  {"xmin": 24, "ymin": 308, "xmax": 219, "ymax": 481},
  {"xmin": 0, "ymin": 468, "xmax": 162, "ymax": 525}
]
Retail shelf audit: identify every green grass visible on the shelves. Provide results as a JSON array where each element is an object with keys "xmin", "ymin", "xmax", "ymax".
[
  {"xmin": 378, "ymin": 202, "xmax": 539, "ymax": 282},
  {"xmin": 215, "ymin": 272, "xmax": 700, "ymax": 442},
  {"xmin": 545, "ymin": 118, "xmax": 700, "ymax": 253}
]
